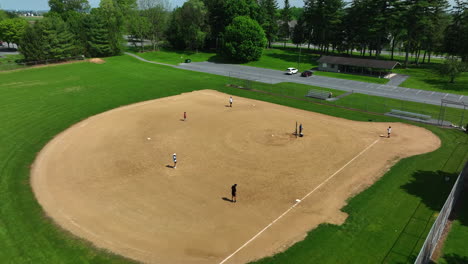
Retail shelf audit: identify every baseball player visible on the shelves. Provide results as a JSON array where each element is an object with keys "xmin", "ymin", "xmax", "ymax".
[
  {"xmin": 387, "ymin": 126, "xmax": 392, "ymax": 138},
  {"xmin": 229, "ymin": 96, "xmax": 233, "ymax": 107},
  {"xmin": 299, "ymin": 123, "xmax": 303, "ymax": 137},
  {"xmin": 173, "ymin": 153, "xmax": 177, "ymax": 168},
  {"xmin": 183, "ymin": 112, "xmax": 187, "ymax": 121},
  {"xmin": 231, "ymin": 184, "xmax": 237, "ymax": 203}
]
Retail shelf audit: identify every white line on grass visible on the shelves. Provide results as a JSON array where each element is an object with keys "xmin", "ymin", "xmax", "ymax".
[{"xmin": 219, "ymin": 138, "xmax": 381, "ymax": 264}]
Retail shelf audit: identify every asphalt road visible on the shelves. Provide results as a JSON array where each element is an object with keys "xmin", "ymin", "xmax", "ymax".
[
  {"xmin": 177, "ymin": 61, "xmax": 467, "ymax": 107},
  {"xmin": 125, "ymin": 53, "xmax": 467, "ymax": 108}
]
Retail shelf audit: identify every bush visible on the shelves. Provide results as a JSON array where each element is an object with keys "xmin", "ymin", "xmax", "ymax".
[{"xmin": 222, "ymin": 16, "xmax": 266, "ymax": 62}]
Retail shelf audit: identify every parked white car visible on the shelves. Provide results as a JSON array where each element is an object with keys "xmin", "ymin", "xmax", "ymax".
[{"xmin": 286, "ymin": 67, "xmax": 298, "ymax": 75}]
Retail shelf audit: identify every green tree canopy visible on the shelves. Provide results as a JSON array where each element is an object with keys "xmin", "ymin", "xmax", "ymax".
[
  {"xmin": 48, "ymin": 0, "xmax": 91, "ymax": 14},
  {"xmin": 439, "ymin": 56, "xmax": 468, "ymax": 83},
  {"xmin": 222, "ymin": 16, "xmax": 267, "ymax": 62},
  {"xmin": 19, "ymin": 16, "xmax": 79, "ymax": 61},
  {"xmin": 0, "ymin": 18, "xmax": 28, "ymax": 48},
  {"xmin": 259, "ymin": 0, "xmax": 279, "ymax": 48},
  {"xmin": 166, "ymin": 0, "xmax": 208, "ymax": 51}
]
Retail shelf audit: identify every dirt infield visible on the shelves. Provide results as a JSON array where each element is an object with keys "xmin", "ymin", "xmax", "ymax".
[{"xmin": 31, "ymin": 90, "xmax": 440, "ymax": 264}]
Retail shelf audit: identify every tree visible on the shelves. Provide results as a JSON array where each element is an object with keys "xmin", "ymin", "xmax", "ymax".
[
  {"xmin": 444, "ymin": 0, "xmax": 468, "ymax": 62},
  {"xmin": 259, "ymin": 0, "xmax": 279, "ymax": 48},
  {"xmin": 439, "ymin": 56, "xmax": 468, "ymax": 83},
  {"xmin": 166, "ymin": 0, "xmax": 208, "ymax": 51},
  {"xmin": 84, "ymin": 10, "xmax": 114, "ymax": 57},
  {"xmin": 279, "ymin": 0, "xmax": 292, "ymax": 47},
  {"xmin": 222, "ymin": 16, "xmax": 267, "ymax": 62},
  {"xmin": 303, "ymin": 0, "xmax": 344, "ymax": 54},
  {"xmin": 96, "ymin": 0, "xmax": 130, "ymax": 55},
  {"xmin": 19, "ymin": 16, "xmax": 79, "ymax": 61},
  {"xmin": 138, "ymin": 0, "xmax": 170, "ymax": 51},
  {"xmin": 127, "ymin": 11, "xmax": 150, "ymax": 51},
  {"xmin": 291, "ymin": 17, "xmax": 306, "ymax": 47},
  {"xmin": 0, "ymin": 18, "xmax": 28, "ymax": 48},
  {"xmin": 48, "ymin": 0, "xmax": 91, "ymax": 17}
]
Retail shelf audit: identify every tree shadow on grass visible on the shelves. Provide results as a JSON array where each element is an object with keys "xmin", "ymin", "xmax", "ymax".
[
  {"xmin": 400, "ymin": 170, "xmax": 459, "ymax": 212},
  {"xmin": 424, "ymin": 79, "xmax": 468, "ymax": 92},
  {"xmin": 265, "ymin": 52, "xmax": 319, "ymax": 66},
  {"xmin": 437, "ymin": 254, "xmax": 468, "ymax": 264},
  {"xmin": 451, "ymin": 190, "xmax": 468, "ymax": 227}
]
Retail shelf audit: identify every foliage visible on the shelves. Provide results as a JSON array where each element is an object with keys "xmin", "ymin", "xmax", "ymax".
[
  {"xmin": 127, "ymin": 11, "xmax": 150, "ymax": 51},
  {"xmin": 0, "ymin": 18, "xmax": 28, "ymax": 48},
  {"xmin": 259, "ymin": 0, "xmax": 279, "ymax": 48},
  {"xmin": 439, "ymin": 56, "xmax": 468, "ymax": 83},
  {"xmin": 444, "ymin": 0, "xmax": 468, "ymax": 62},
  {"xmin": 222, "ymin": 16, "xmax": 267, "ymax": 62},
  {"xmin": 291, "ymin": 17, "xmax": 306, "ymax": 46},
  {"xmin": 84, "ymin": 10, "xmax": 114, "ymax": 57},
  {"xmin": 19, "ymin": 16, "xmax": 79, "ymax": 61},
  {"xmin": 166, "ymin": 0, "xmax": 208, "ymax": 51},
  {"xmin": 279, "ymin": 0, "xmax": 292, "ymax": 41},
  {"xmin": 138, "ymin": 0, "xmax": 170, "ymax": 51},
  {"xmin": 303, "ymin": 0, "xmax": 345, "ymax": 53}
]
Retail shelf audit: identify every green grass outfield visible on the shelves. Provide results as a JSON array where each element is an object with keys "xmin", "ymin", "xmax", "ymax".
[{"xmin": 0, "ymin": 55, "xmax": 467, "ymax": 263}]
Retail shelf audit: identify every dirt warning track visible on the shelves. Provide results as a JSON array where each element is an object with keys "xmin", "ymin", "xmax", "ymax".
[{"xmin": 31, "ymin": 90, "xmax": 440, "ymax": 264}]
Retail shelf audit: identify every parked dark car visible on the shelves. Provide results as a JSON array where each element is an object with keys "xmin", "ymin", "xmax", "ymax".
[{"xmin": 301, "ymin": 70, "xmax": 313, "ymax": 77}]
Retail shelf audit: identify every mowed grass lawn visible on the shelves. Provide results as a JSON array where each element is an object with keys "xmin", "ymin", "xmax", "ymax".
[
  {"xmin": 394, "ymin": 66, "xmax": 468, "ymax": 95},
  {"xmin": 0, "ymin": 55, "xmax": 467, "ymax": 264},
  {"xmin": 0, "ymin": 54, "xmax": 26, "ymax": 71}
]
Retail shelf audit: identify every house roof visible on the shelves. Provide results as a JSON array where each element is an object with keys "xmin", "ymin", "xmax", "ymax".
[{"xmin": 317, "ymin": 56, "xmax": 399, "ymax": 70}]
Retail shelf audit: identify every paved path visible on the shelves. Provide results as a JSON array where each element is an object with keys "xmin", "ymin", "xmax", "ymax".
[
  {"xmin": 386, "ymin": 74, "xmax": 409, "ymax": 87},
  {"xmin": 126, "ymin": 53, "xmax": 467, "ymax": 108}
]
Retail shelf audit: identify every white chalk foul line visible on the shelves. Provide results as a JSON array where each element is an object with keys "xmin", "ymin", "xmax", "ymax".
[{"xmin": 219, "ymin": 138, "xmax": 380, "ymax": 264}]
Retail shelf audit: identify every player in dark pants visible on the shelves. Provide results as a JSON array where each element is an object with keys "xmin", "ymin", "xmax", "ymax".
[
  {"xmin": 231, "ymin": 184, "xmax": 237, "ymax": 203},
  {"xmin": 183, "ymin": 112, "xmax": 186, "ymax": 121},
  {"xmin": 299, "ymin": 123, "xmax": 303, "ymax": 137}
]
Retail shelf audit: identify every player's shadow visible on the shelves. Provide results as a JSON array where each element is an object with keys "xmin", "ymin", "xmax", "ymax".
[
  {"xmin": 166, "ymin": 165, "xmax": 175, "ymax": 168},
  {"xmin": 180, "ymin": 119, "xmax": 185, "ymax": 121},
  {"xmin": 222, "ymin": 197, "xmax": 233, "ymax": 202},
  {"xmin": 224, "ymin": 105, "xmax": 231, "ymax": 108}
]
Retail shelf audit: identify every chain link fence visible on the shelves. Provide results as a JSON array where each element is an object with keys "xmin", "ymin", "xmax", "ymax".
[{"xmin": 414, "ymin": 161, "xmax": 468, "ymax": 264}]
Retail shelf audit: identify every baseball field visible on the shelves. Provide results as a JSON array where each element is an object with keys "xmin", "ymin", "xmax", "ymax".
[{"xmin": 0, "ymin": 56, "xmax": 467, "ymax": 264}]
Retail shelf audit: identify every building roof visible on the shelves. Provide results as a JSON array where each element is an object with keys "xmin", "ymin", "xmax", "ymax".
[{"xmin": 317, "ymin": 56, "xmax": 399, "ymax": 70}]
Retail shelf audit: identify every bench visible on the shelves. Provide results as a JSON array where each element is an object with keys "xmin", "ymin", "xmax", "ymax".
[
  {"xmin": 305, "ymin": 89, "xmax": 332, "ymax": 100},
  {"xmin": 389, "ymin": 109, "xmax": 431, "ymax": 120}
]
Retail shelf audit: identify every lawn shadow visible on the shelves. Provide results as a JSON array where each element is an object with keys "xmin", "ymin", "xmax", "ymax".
[
  {"xmin": 401, "ymin": 170, "xmax": 458, "ymax": 211},
  {"xmin": 424, "ymin": 78, "xmax": 467, "ymax": 92},
  {"xmin": 222, "ymin": 197, "xmax": 233, "ymax": 202},
  {"xmin": 438, "ymin": 254, "xmax": 468, "ymax": 264},
  {"xmin": 450, "ymin": 189, "xmax": 468, "ymax": 227},
  {"xmin": 207, "ymin": 54, "xmax": 239, "ymax": 64}
]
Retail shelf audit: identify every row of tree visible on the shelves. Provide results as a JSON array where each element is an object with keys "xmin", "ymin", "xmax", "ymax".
[
  {"xmin": 16, "ymin": 0, "xmax": 138, "ymax": 61},
  {"xmin": 291, "ymin": 0, "xmax": 468, "ymax": 67},
  {"xmin": 3, "ymin": 0, "xmax": 467, "ymax": 65}
]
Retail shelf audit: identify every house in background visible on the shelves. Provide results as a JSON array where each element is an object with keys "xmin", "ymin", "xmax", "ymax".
[{"xmin": 317, "ymin": 56, "xmax": 400, "ymax": 78}]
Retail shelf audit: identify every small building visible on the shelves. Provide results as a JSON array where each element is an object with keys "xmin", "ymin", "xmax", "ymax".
[{"xmin": 317, "ymin": 56, "xmax": 399, "ymax": 77}]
